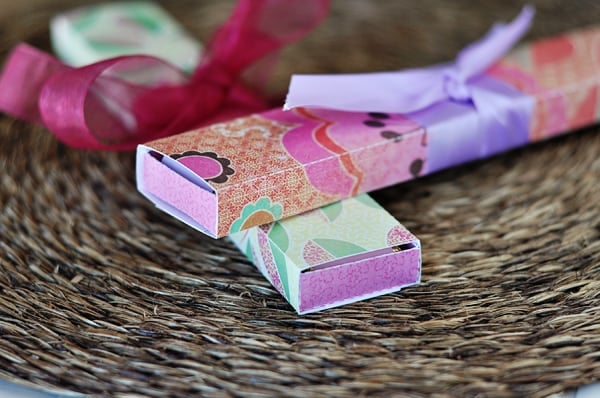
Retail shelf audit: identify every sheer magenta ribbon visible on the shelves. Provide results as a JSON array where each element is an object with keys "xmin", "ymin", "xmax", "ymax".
[
  {"xmin": 0, "ymin": 0, "xmax": 329, "ymax": 150},
  {"xmin": 285, "ymin": 6, "xmax": 534, "ymax": 117}
]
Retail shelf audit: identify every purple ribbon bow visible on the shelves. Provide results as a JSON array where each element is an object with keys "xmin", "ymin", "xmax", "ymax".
[{"xmin": 285, "ymin": 6, "xmax": 534, "ymax": 114}]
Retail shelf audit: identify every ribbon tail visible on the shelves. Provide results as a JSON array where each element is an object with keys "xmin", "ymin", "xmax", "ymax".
[
  {"xmin": 0, "ymin": 43, "xmax": 190, "ymax": 150},
  {"xmin": 285, "ymin": 67, "xmax": 448, "ymax": 113},
  {"xmin": 203, "ymin": 0, "xmax": 330, "ymax": 75},
  {"xmin": 0, "ymin": 44, "xmax": 68, "ymax": 124},
  {"xmin": 457, "ymin": 5, "xmax": 535, "ymax": 79}
]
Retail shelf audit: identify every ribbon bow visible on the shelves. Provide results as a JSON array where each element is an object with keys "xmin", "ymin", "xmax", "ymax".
[
  {"xmin": 0, "ymin": 0, "xmax": 329, "ymax": 150},
  {"xmin": 285, "ymin": 6, "xmax": 534, "ymax": 115}
]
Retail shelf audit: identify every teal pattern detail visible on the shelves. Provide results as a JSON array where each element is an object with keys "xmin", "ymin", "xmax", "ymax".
[
  {"xmin": 230, "ymin": 197, "xmax": 283, "ymax": 233},
  {"xmin": 128, "ymin": 13, "xmax": 163, "ymax": 32},
  {"xmin": 268, "ymin": 222, "xmax": 289, "ymax": 252},
  {"xmin": 245, "ymin": 240, "xmax": 254, "ymax": 262},
  {"xmin": 313, "ymin": 238, "xmax": 367, "ymax": 258},
  {"xmin": 354, "ymin": 194, "xmax": 381, "ymax": 209},
  {"xmin": 270, "ymin": 243, "xmax": 290, "ymax": 300},
  {"xmin": 320, "ymin": 200, "xmax": 343, "ymax": 222},
  {"xmin": 87, "ymin": 39, "xmax": 133, "ymax": 52}
]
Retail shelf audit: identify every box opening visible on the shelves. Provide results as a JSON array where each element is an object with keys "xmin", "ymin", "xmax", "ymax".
[{"xmin": 302, "ymin": 242, "xmax": 418, "ymax": 273}]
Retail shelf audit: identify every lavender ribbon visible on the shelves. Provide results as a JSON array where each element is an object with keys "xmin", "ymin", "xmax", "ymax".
[
  {"xmin": 284, "ymin": 6, "xmax": 536, "ymax": 172},
  {"xmin": 285, "ymin": 6, "xmax": 533, "ymax": 113}
]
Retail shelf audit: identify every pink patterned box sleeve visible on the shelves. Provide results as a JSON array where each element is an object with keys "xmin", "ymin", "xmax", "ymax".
[{"xmin": 137, "ymin": 26, "xmax": 600, "ymax": 238}]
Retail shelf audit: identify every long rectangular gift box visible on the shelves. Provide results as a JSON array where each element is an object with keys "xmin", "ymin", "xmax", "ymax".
[{"xmin": 137, "ymin": 21, "xmax": 600, "ymax": 239}]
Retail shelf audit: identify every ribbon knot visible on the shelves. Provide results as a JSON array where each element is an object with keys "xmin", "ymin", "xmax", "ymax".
[
  {"xmin": 443, "ymin": 68, "xmax": 471, "ymax": 103},
  {"xmin": 132, "ymin": 61, "xmax": 237, "ymax": 134},
  {"xmin": 0, "ymin": 0, "xmax": 330, "ymax": 150},
  {"xmin": 193, "ymin": 62, "xmax": 234, "ymax": 86}
]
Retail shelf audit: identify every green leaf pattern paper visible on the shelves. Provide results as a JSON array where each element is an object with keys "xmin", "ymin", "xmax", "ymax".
[{"xmin": 267, "ymin": 194, "xmax": 415, "ymax": 269}]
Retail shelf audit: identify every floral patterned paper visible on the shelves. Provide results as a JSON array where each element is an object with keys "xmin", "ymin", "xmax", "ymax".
[
  {"xmin": 144, "ymin": 108, "xmax": 426, "ymax": 237},
  {"xmin": 229, "ymin": 194, "xmax": 421, "ymax": 313}
]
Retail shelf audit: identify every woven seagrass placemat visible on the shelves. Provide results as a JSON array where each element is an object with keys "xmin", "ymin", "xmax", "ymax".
[{"xmin": 0, "ymin": 1, "xmax": 599, "ymax": 397}]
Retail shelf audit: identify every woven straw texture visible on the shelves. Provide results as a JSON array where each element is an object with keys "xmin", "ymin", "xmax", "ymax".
[{"xmin": 1, "ymin": 1, "xmax": 599, "ymax": 397}]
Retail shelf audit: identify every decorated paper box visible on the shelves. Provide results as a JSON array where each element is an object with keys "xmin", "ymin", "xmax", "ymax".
[
  {"xmin": 50, "ymin": 1, "xmax": 202, "ymax": 73},
  {"xmin": 46, "ymin": 1, "xmax": 421, "ymax": 313},
  {"xmin": 137, "ymin": 11, "xmax": 600, "ymax": 238},
  {"xmin": 229, "ymin": 194, "xmax": 421, "ymax": 314}
]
